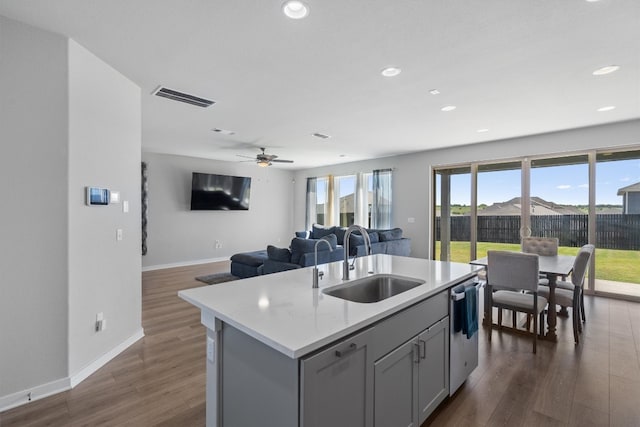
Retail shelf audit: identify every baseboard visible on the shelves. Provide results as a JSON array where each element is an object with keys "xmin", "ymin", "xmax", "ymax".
[
  {"xmin": 70, "ymin": 328, "xmax": 145, "ymax": 387},
  {"xmin": 0, "ymin": 377, "xmax": 71, "ymax": 413},
  {"xmin": 142, "ymin": 257, "xmax": 229, "ymax": 272},
  {"xmin": 0, "ymin": 328, "xmax": 145, "ymax": 413}
]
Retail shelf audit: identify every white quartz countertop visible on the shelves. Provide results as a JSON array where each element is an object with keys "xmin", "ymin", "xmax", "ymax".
[{"xmin": 179, "ymin": 254, "xmax": 480, "ymax": 359}]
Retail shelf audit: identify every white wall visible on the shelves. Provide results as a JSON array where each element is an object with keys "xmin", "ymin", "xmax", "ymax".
[
  {"xmin": 0, "ymin": 15, "xmax": 70, "ymax": 401},
  {"xmin": 293, "ymin": 120, "xmax": 640, "ymax": 259},
  {"xmin": 141, "ymin": 152, "xmax": 295, "ymax": 269},
  {"xmin": 67, "ymin": 40, "xmax": 142, "ymax": 376},
  {"xmin": 0, "ymin": 16, "xmax": 142, "ymax": 410}
]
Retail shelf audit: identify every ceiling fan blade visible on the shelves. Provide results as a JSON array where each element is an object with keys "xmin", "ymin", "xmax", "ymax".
[
  {"xmin": 237, "ymin": 154, "xmax": 256, "ymax": 159},
  {"xmin": 271, "ymin": 159, "xmax": 294, "ymax": 163}
]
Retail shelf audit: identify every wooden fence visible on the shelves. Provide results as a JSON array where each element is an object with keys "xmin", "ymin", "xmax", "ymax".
[{"xmin": 435, "ymin": 214, "xmax": 640, "ymax": 250}]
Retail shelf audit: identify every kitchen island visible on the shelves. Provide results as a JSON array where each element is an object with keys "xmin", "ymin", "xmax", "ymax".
[{"xmin": 179, "ymin": 254, "xmax": 480, "ymax": 427}]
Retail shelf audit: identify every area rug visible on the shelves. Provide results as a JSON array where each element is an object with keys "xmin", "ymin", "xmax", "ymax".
[{"xmin": 195, "ymin": 272, "xmax": 239, "ymax": 285}]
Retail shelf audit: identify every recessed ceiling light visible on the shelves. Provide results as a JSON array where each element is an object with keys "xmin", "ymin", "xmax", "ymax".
[
  {"xmin": 477, "ymin": 128, "xmax": 490, "ymax": 133},
  {"xmin": 429, "ymin": 89, "xmax": 440, "ymax": 95},
  {"xmin": 381, "ymin": 67, "xmax": 402, "ymax": 77},
  {"xmin": 585, "ymin": 0, "xmax": 601, "ymax": 3},
  {"xmin": 282, "ymin": 1, "xmax": 309, "ymax": 19},
  {"xmin": 592, "ymin": 65, "xmax": 620, "ymax": 75},
  {"xmin": 597, "ymin": 105, "xmax": 616, "ymax": 112},
  {"xmin": 441, "ymin": 105, "xmax": 457, "ymax": 112}
]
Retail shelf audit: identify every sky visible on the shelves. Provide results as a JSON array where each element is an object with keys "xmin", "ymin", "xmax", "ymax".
[{"xmin": 443, "ymin": 158, "xmax": 640, "ymax": 206}]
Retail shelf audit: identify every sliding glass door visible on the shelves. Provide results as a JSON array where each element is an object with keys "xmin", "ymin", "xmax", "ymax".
[
  {"xmin": 595, "ymin": 150, "xmax": 640, "ymax": 297},
  {"xmin": 433, "ymin": 148, "xmax": 640, "ymax": 300},
  {"xmin": 529, "ymin": 155, "xmax": 589, "ymax": 252},
  {"xmin": 476, "ymin": 162, "xmax": 522, "ymax": 259},
  {"xmin": 434, "ymin": 167, "xmax": 471, "ymax": 262}
]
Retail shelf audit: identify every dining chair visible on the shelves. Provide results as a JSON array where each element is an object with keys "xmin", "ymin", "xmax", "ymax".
[
  {"xmin": 537, "ymin": 244, "xmax": 594, "ymax": 344},
  {"xmin": 487, "ymin": 251, "xmax": 547, "ymax": 353},
  {"xmin": 522, "ymin": 236, "xmax": 559, "ymax": 285}
]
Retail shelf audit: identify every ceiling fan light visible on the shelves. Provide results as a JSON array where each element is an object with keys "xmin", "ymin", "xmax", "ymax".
[{"xmin": 257, "ymin": 160, "xmax": 270, "ymax": 167}]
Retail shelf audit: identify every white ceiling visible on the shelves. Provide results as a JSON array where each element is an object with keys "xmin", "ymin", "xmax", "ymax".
[{"xmin": 1, "ymin": 0, "xmax": 639, "ymax": 169}]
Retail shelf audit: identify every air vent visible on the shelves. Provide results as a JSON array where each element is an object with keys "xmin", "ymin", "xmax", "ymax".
[
  {"xmin": 212, "ymin": 128, "xmax": 235, "ymax": 136},
  {"xmin": 312, "ymin": 132, "xmax": 331, "ymax": 139},
  {"xmin": 152, "ymin": 86, "xmax": 215, "ymax": 108}
]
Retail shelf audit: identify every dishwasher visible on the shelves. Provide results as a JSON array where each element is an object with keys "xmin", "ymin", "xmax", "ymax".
[{"xmin": 449, "ymin": 277, "xmax": 482, "ymax": 395}]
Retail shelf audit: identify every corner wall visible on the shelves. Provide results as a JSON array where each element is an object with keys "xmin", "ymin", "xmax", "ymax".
[
  {"xmin": 67, "ymin": 40, "xmax": 143, "ymax": 377},
  {"xmin": 0, "ymin": 15, "xmax": 70, "ymax": 403},
  {"xmin": 0, "ymin": 16, "xmax": 143, "ymax": 410},
  {"xmin": 141, "ymin": 152, "xmax": 295, "ymax": 270}
]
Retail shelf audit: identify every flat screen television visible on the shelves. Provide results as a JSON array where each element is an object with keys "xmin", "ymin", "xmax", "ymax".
[{"xmin": 190, "ymin": 172, "xmax": 251, "ymax": 211}]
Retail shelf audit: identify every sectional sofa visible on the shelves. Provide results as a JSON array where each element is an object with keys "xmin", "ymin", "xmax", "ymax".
[{"xmin": 230, "ymin": 224, "xmax": 411, "ymax": 278}]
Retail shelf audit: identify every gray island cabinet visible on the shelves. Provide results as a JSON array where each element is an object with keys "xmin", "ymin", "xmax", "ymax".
[{"xmin": 179, "ymin": 255, "xmax": 478, "ymax": 427}]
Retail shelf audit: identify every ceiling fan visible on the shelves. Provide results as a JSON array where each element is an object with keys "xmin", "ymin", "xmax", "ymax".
[{"xmin": 238, "ymin": 147, "xmax": 294, "ymax": 167}]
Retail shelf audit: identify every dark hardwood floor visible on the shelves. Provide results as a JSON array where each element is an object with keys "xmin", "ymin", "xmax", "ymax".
[{"xmin": 1, "ymin": 261, "xmax": 639, "ymax": 426}]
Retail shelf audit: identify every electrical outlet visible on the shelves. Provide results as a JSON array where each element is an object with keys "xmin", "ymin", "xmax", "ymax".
[
  {"xmin": 215, "ymin": 240, "xmax": 222, "ymax": 249},
  {"xmin": 96, "ymin": 313, "xmax": 105, "ymax": 332},
  {"xmin": 116, "ymin": 229, "xmax": 123, "ymax": 241}
]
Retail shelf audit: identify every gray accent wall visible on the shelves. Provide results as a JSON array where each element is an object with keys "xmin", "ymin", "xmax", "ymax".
[
  {"xmin": 293, "ymin": 120, "xmax": 640, "ymax": 259},
  {"xmin": 0, "ymin": 16, "xmax": 142, "ymax": 406},
  {"xmin": 141, "ymin": 152, "xmax": 295, "ymax": 269}
]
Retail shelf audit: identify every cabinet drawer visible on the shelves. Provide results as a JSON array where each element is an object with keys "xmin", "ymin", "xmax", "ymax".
[{"xmin": 371, "ymin": 290, "xmax": 448, "ymax": 360}]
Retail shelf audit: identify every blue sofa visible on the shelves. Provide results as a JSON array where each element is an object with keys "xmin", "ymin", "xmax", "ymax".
[
  {"xmin": 261, "ymin": 233, "xmax": 344, "ymax": 274},
  {"xmin": 297, "ymin": 224, "xmax": 411, "ymax": 257},
  {"xmin": 231, "ymin": 225, "xmax": 411, "ymax": 277}
]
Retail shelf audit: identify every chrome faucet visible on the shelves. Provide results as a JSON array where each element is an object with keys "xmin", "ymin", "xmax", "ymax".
[
  {"xmin": 313, "ymin": 239, "xmax": 333, "ymax": 288},
  {"xmin": 343, "ymin": 225, "xmax": 371, "ymax": 280}
]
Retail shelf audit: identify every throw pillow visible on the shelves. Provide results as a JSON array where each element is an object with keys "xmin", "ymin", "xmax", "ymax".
[
  {"xmin": 378, "ymin": 228, "xmax": 403, "ymax": 241},
  {"xmin": 311, "ymin": 224, "xmax": 336, "ymax": 239},
  {"xmin": 295, "ymin": 230, "xmax": 310, "ymax": 239},
  {"xmin": 289, "ymin": 234, "xmax": 337, "ymax": 264},
  {"xmin": 267, "ymin": 245, "xmax": 291, "ymax": 263},
  {"xmin": 368, "ymin": 231, "xmax": 379, "ymax": 243},
  {"xmin": 348, "ymin": 233, "xmax": 365, "ymax": 248},
  {"xmin": 333, "ymin": 227, "xmax": 347, "ymax": 245}
]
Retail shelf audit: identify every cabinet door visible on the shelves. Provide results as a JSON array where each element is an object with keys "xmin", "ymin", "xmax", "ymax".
[
  {"xmin": 417, "ymin": 318, "xmax": 449, "ymax": 425},
  {"xmin": 301, "ymin": 328, "xmax": 373, "ymax": 427},
  {"xmin": 374, "ymin": 339, "xmax": 419, "ymax": 427}
]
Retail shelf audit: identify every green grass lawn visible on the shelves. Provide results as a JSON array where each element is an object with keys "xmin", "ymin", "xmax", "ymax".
[{"xmin": 435, "ymin": 241, "xmax": 640, "ymax": 284}]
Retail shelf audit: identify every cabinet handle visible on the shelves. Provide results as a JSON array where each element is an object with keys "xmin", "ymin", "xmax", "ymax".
[
  {"xmin": 335, "ymin": 343, "xmax": 357, "ymax": 358},
  {"xmin": 419, "ymin": 340, "xmax": 426, "ymax": 359},
  {"xmin": 413, "ymin": 342, "xmax": 420, "ymax": 364}
]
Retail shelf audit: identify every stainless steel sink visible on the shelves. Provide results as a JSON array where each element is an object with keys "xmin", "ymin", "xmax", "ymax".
[{"xmin": 322, "ymin": 274, "xmax": 425, "ymax": 303}]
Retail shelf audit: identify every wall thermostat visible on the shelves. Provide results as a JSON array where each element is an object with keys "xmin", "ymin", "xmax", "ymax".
[{"xmin": 86, "ymin": 187, "xmax": 110, "ymax": 206}]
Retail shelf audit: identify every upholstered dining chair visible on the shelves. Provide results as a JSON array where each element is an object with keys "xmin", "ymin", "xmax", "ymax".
[
  {"xmin": 487, "ymin": 251, "xmax": 548, "ymax": 353},
  {"xmin": 537, "ymin": 244, "xmax": 594, "ymax": 344},
  {"xmin": 522, "ymin": 236, "xmax": 559, "ymax": 285}
]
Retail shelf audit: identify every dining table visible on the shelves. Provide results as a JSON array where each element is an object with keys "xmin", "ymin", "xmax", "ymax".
[{"xmin": 470, "ymin": 253, "xmax": 575, "ymax": 341}]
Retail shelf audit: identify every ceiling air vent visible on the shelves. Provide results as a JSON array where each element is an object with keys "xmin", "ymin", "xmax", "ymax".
[
  {"xmin": 312, "ymin": 132, "xmax": 331, "ymax": 140},
  {"xmin": 152, "ymin": 86, "xmax": 215, "ymax": 108},
  {"xmin": 212, "ymin": 128, "xmax": 235, "ymax": 136}
]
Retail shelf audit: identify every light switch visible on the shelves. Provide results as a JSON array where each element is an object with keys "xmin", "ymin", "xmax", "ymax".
[
  {"xmin": 116, "ymin": 229, "xmax": 123, "ymax": 241},
  {"xmin": 207, "ymin": 337, "xmax": 215, "ymax": 363},
  {"xmin": 123, "ymin": 201, "xmax": 129, "ymax": 213}
]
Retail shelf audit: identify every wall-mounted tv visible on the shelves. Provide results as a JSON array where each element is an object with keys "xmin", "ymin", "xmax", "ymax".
[{"xmin": 190, "ymin": 172, "xmax": 251, "ymax": 211}]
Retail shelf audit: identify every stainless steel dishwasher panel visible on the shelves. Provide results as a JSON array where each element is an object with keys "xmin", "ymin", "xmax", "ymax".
[{"xmin": 449, "ymin": 278, "xmax": 481, "ymax": 395}]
